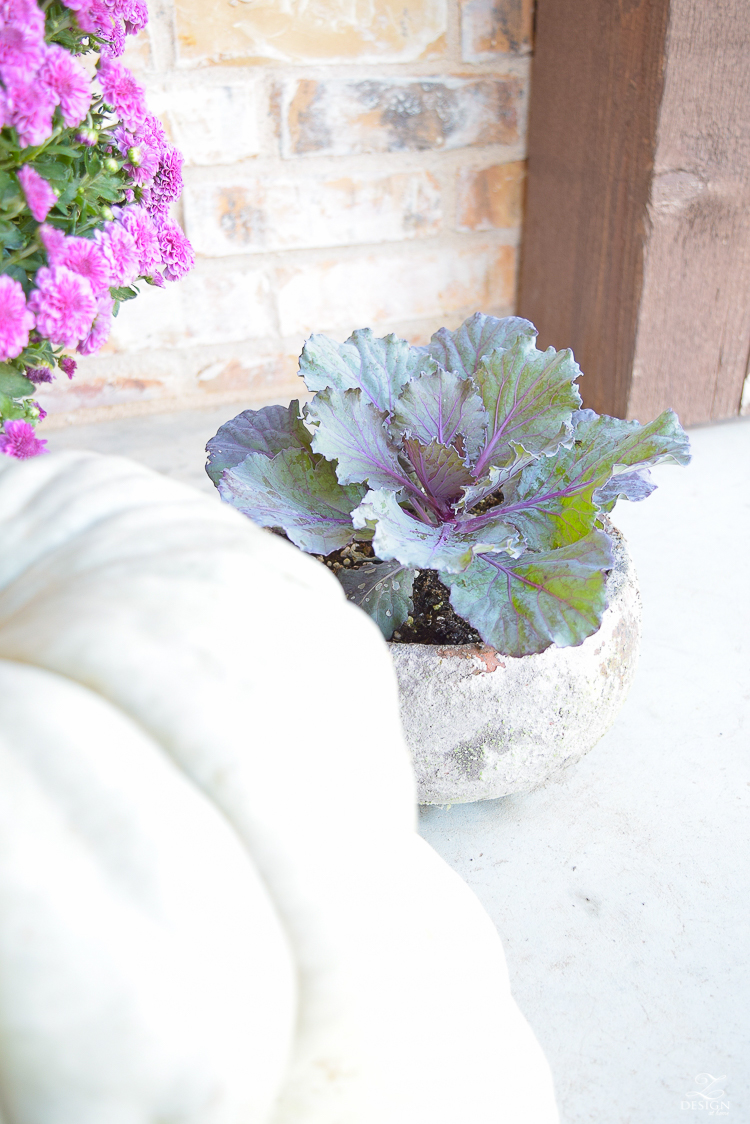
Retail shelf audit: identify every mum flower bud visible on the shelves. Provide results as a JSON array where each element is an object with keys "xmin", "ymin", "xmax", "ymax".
[
  {"xmin": 104, "ymin": 157, "xmax": 120, "ymax": 172},
  {"xmin": 127, "ymin": 145, "xmax": 142, "ymax": 167}
]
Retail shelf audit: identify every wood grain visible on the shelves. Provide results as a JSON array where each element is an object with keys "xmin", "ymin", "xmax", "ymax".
[
  {"xmin": 518, "ymin": 0, "xmax": 750, "ymax": 424},
  {"xmin": 628, "ymin": 0, "xmax": 750, "ymax": 423},
  {"xmin": 518, "ymin": 0, "xmax": 669, "ymax": 418}
]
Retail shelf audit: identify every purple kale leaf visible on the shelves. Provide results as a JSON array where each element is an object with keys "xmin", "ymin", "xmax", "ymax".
[
  {"xmin": 206, "ymin": 400, "xmax": 312, "ymax": 485},
  {"xmin": 219, "ymin": 448, "xmax": 365, "ymax": 554},
  {"xmin": 401, "ymin": 439, "xmax": 474, "ymax": 507},
  {"xmin": 208, "ymin": 314, "xmax": 690, "ymax": 656},
  {"xmin": 496, "ymin": 408, "xmax": 691, "ymax": 549},
  {"xmin": 306, "ymin": 388, "xmax": 415, "ymax": 492},
  {"xmin": 443, "ymin": 530, "xmax": 614, "ymax": 655},
  {"xmin": 390, "ymin": 366, "xmax": 488, "ymax": 461},
  {"xmin": 353, "ymin": 488, "xmax": 519, "ymax": 573},
  {"xmin": 471, "ymin": 335, "xmax": 582, "ymax": 476}
]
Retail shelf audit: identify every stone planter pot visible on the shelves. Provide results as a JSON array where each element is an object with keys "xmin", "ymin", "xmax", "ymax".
[{"xmin": 388, "ymin": 524, "xmax": 641, "ymax": 805}]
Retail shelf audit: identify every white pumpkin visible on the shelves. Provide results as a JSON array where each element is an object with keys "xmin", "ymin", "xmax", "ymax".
[{"xmin": 0, "ymin": 450, "xmax": 559, "ymax": 1124}]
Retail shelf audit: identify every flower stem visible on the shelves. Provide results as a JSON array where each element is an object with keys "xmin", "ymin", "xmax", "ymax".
[{"xmin": 2, "ymin": 239, "xmax": 41, "ymax": 271}]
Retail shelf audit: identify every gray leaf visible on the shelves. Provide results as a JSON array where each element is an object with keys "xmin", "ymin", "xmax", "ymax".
[
  {"xmin": 338, "ymin": 559, "xmax": 415, "ymax": 640},
  {"xmin": 299, "ymin": 328, "xmax": 434, "ymax": 414},
  {"xmin": 593, "ymin": 467, "xmax": 656, "ymax": 511},
  {"xmin": 422, "ymin": 312, "xmax": 537, "ymax": 379}
]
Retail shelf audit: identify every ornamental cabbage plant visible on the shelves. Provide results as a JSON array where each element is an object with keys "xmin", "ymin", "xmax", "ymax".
[
  {"xmin": 0, "ymin": 0, "xmax": 193, "ymax": 461},
  {"xmin": 206, "ymin": 314, "xmax": 690, "ymax": 657}
]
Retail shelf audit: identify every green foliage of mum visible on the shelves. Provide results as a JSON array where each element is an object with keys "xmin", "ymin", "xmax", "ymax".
[{"xmin": 206, "ymin": 314, "xmax": 691, "ymax": 656}]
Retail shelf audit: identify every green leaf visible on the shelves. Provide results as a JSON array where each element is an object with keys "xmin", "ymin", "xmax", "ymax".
[
  {"xmin": 0, "ymin": 181, "xmax": 21, "ymax": 208},
  {"xmin": 472, "ymin": 335, "xmax": 582, "ymax": 474},
  {"xmin": 0, "ymin": 220, "xmax": 24, "ymax": 250},
  {"xmin": 499, "ymin": 408, "xmax": 691, "ymax": 548},
  {"xmin": 109, "ymin": 285, "xmax": 139, "ymax": 302},
  {"xmin": 41, "ymin": 145, "xmax": 82, "ymax": 158},
  {"xmin": 32, "ymin": 162, "xmax": 70, "ymax": 184},
  {"xmin": 1, "ymin": 264, "xmax": 31, "ymax": 287},
  {"xmin": 0, "ymin": 367, "xmax": 35, "ymax": 398},
  {"xmin": 0, "ymin": 392, "xmax": 27, "ymax": 421},
  {"xmin": 444, "ymin": 530, "xmax": 614, "ymax": 656},
  {"xmin": 337, "ymin": 560, "xmax": 415, "ymax": 640},
  {"xmin": 94, "ymin": 178, "xmax": 125, "ymax": 202},
  {"xmin": 55, "ymin": 183, "xmax": 79, "ymax": 207},
  {"xmin": 206, "ymin": 401, "xmax": 312, "ymax": 485},
  {"xmin": 390, "ymin": 366, "xmax": 489, "ymax": 461},
  {"xmin": 352, "ymin": 489, "xmax": 520, "ymax": 573},
  {"xmin": 218, "ymin": 448, "xmax": 365, "ymax": 555},
  {"xmin": 300, "ymin": 327, "xmax": 434, "ymax": 414},
  {"xmin": 423, "ymin": 312, "xmax": 537, "ymax": 379}
]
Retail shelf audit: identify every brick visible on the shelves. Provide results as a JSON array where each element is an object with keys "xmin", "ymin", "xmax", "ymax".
[
  {"xmin": 36, "ymin": 372, "xmax": 167, "ymax": 417},
  {"xmin": 183, "ymin": 171, "xmax": 442, "ymax": 257},
  {"xmin": 38, "ymin": 345, "xmax": 297, "ymax": 420},
  {"xmin": 194, "ymin": 353, "xmax": 301, "ymax": 401},
  {"xmin": 121, "ymin": 25, "xmax": 153, "ymax": 73},
  {"xmin": 146, "ymin": 81, "xmax": 261, "ymax": 166},
  {"xmin": 277, "ymin": 242, "xmax": 515, "ymax": 338},
  {"xmin": 108, "ymin": 268, "xmax": 275, "ymax": 352},
  {"xmin": 175, "ymin": 0, "xmax": 446, "ymax": 66},
  {"xmin": 283, "ymin": 77, "xmax": 523, "ymax": 158},
  {"xmin": 460, "ymin": 0, "xmax": 533, "ymax": 61},
  {"xmin": 456, "ymin": 161, "xmax": 525, "ymax": 231}
]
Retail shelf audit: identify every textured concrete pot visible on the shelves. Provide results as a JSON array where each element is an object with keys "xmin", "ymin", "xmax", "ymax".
[{"xmin": 389, "ymin": 525, "xmax": 641, "ymax": 805}]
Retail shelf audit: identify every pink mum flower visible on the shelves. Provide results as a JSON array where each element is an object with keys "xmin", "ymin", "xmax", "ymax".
[
  {"xmin": 77, "ymin": 293, "xmax": 113, "ymax": 355},
  {"xmin": 123, "ymin": 0, "xmax": 148, "ymax": 35},
  {"xmin": 39, "ymin": 221, "xmax": 66, "ymax": 259},
  {"xmin": 28, "ymin": 265, "xmax": 97, "ymax": 348},
  {"xmin": 115, "ymin": 123, "xmax": 161, "ymax": 184},
  {"xmin": 5, "ymin": 75, "xmax": 55, "ymax": 147},
  {"xmin": 95, "ymin": 220, "xmax": 139, "ymax": 286},
  {"xmin": 117, "ymin": 205, "xmax": 161, "ymax": 274},
  {"xmin": 41, "ymin": 226, "xmax": 112, "ymax": 294},
  {"xmin": 73, "ymin": 0, "xmax": 123, "ymax": 56},
  {"xmin": 17, "ymin": 164, "xmax": 57, "ymax": 221},
  {"xmin": 149, "ymin": 143, "xmax": 184, "ymax": 209},
  {"xmin": 0, "ymin": 273, "xmax": 35, "ymax": 360},
  {"xmin": 0, "ymin": 0, "xmax": 45, "ymax": 78},
  {"xmin": 97, "ymin": 56, "xmax": 146, "ymax": 130},
  {"xmin": 155, "ymin": 215, "xmax": 194, "ymax": 282},
  {"xmin": 0, "ymin": 419, "xmax": 47, "ymax": 460},
  {"xmin": 38, "ymin": 44, "xmax": 92, "ymax": 127}
]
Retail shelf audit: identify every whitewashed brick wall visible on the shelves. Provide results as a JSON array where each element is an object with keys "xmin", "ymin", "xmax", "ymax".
[{"xmin": 40, "ymin": 0, "xmax": 533, "ymax": 425}]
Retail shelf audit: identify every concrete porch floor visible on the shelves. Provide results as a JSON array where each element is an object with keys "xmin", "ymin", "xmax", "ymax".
[{"xmin": 45, "ymin": 408, "xmax": 750, "ymax": 1124}]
